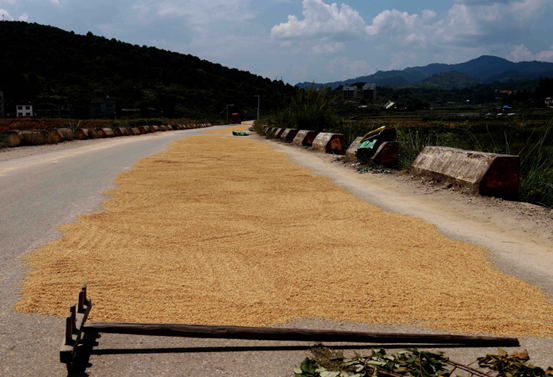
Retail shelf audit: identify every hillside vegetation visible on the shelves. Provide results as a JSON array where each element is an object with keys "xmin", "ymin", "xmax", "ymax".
[
  {"xmin": 0, "ymin": 22, "xmax": 295, "ymax": 120},
  {"xmin": 409, "ymin": 71, "xmax": 482, "ymax": 90}
]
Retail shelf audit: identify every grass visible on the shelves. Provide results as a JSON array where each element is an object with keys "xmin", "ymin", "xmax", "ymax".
[
  {"xmin": 260, "ymin": 104, "xmax": 553, "ymax": 207},
  {"xmin": 394, "ymin": 122, "xmax": 553, "ymax": 207}
]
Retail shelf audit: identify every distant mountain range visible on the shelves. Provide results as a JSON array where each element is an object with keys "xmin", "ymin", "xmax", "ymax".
[{"xmin": 296, "ymin": 56, "xmax": 553, "ymax": 90}]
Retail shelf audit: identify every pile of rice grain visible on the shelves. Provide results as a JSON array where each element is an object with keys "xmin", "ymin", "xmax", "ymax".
[{"xmin": 16, "ymin": 131, "xmax": 553, "ymax": 337}]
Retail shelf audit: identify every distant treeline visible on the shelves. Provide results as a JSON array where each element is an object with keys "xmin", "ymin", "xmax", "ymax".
[{"xmin": 0, "ymin": 22, "xmax": 296, "ymax": 120}]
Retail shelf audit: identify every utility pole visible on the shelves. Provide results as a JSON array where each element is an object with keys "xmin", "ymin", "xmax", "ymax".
[{"xmin": 255, "ymin": 95, "xmax": 260, "ymax": 120}]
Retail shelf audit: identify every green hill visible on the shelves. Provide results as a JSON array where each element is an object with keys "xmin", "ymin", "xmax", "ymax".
[
  {"xmin": 296, "ymin": 55, "xmax": 553, "ymax": 90},
  {"xmin": 0, "ymin": 22, "xmax": 295, "ymax": 120},
  {"xmin": 409, "ymin": 71, "xmax": 482, "ymax": 90}
]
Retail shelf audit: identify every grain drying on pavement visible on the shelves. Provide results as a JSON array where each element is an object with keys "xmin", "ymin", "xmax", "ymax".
[{"xmin": 16, "ymin": 125, "xmax": 553, "ymax": 338}]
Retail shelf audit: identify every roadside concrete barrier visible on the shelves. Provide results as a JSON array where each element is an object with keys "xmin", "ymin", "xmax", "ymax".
[
  {"xmin": 280, "ymin": 129, "xmax": 299, "ymax": 142},
  {"xmin": 139, "ymin": 126, "xmax": 150, "ymax": 134},
  {"xmin": 95, "ymin": 128, "xmax": 115, "ymax": 138},
  {"xmin": 371, "ymin": 141, "xmax": 399, "ymax": 166},
  {"xmin": 159, "ymin": 125, "xmax": 168, "ymax": 131},
  {"xmin": 130, "ymin": 127, "xmax": 141, "ymax": 135},
  {"xmin": 346, "ymin": 137, "xmax": 363, "ymax": 160},
  {"xmin": 7, "ymin": 130, "xmax": 45, "ymax": 147},
  {"xmin": 411, "ymin": 146, "xmax": 520, "ymax": 199},
  {"xmin": 113, "ymin": 127, "xmax": 127, "ymax": 136},
  {"xmin": 75, "ymin": 128, "xmax": 91, "ymax": 140},
  {"xmin": 312, "ymin": 133, "xmax": 345, "ymax": 154},
  {"xmin": 274, "ymin": 128, "xmax": 285, "ymax": 138},
  {"xmin": 48, "ymin": 128, "xmax": 74, "ymax": 143},
  {"xmin": 292, "ymin": 130, "xmax": 318, "ymax": 147},
  {"xmin": 151, "ymin": 126, "xmax": 160, "ymax": 132}
]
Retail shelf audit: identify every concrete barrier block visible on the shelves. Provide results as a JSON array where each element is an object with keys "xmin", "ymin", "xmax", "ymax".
[
  {"xmin": 411, "ymin": 146, "xmax": 520, "ymax": 199},
  {"xmin": 48, "ymin": 128, "xmax": 74, "ymax": 143},
  {"xmin": 75, "ymin": 128, "xmax": 90, "ymax": 140},
  {"xmin": 292, "ymin": 130, "xmax": 318, "ymax": 147},
  {"xmin": 345, "ymin": 136, "xmax": 363, "ymax": 160},
  {"xmin": 138, "ymin": 126, "xmax": 150, "ymax": 134},
  {"xmin": 312, "ymin": 133, "xmax": 345, "ymax": 154},
  {"xmin": 372, "ymin": 141, "xmax": 398, "ymax": 166},
  {"xmin": 274, "ymin": 128, "xmax": 285, "ymax": 138},
  {"xmin": 93, "ymin": 128, "xmax": 114, "ymax": 138},
  {"xmin": 280, "ymin": 129, "xmax": 299, "ymax": 142},
  {"xmin": 7, "ymin": 130, "xmax": 22, "ymax": 147},
  {"xmin": 130, "ymin": 128, "xmax": 141, "ymax": 135},
  {"xmin": 7, "ymin": 130, "xmax": 47, "ymax": 146},
  {"xmin": 113, "ymin": 127, "xmax": 127, "ymax": 136},
  {"xmin": 151, "ymin": 126, "xmax": 160, "ymax": 132}
]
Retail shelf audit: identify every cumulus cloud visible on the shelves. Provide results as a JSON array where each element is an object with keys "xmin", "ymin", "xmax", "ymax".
[
  {"xmin": 364, "ymin": 0, "xmax": 549, "ymax": 48},
  {"xmin": 312, "ymin": 38, "xmax": 345, "ymax": 54},
  {"xmin": 510, "ymin": 44, "xmax": 553, "ymax": 62},
  {"xmin": 18, "ymin": 12, "xmax": 28, "ymax": 21},
  {"xmin": 271, "ymin": 0, "xmax": 365, "ymax": 39},
  {"xmin": 0, "ymin": 8, "xmax": 14, "ymax": 20}
]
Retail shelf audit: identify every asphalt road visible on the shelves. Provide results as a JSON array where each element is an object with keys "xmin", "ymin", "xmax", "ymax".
[
  {"xmin": 1, "ymin": 127, "xmax": 552, "ymax": 376},
  {"xmin": 0, "ymin": 127, "xmax": 238, "ymax": 376}
]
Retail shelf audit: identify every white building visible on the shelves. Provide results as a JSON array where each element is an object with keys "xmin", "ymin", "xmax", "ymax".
[
  {"xmin": 16, "ymin": 104, "xmax": 33, "ymax": 118},
  {"xmin": 0, "ymin": 91, "xmax": 4, "ymax": 119},
  {"xmin": 546, "ymin": 97, "xmax": 552, "ymax": 107}
]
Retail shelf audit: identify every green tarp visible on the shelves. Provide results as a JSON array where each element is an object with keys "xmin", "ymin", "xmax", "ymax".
[
  {"xmin": 357, "ymin": 127, "xmax": 396, "ymax": 158},
  {"xmin": 232, "ymin": 131, "xmax": 249, "ymax": 136}
]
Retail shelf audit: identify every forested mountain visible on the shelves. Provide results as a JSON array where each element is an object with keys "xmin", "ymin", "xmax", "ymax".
[
  {"xmin": 297, "ymin": 56, "xmax": 553, "ymax": 90},
  {"xmin": 0, "ymin": 22, "xmax": 295, "ymax": 119},
  {"xmin": 408, "ymin": 71, "xmax": 482, "ymax": 90}
]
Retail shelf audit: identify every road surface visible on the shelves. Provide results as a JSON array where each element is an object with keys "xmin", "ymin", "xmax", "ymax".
[{"xmin": 1, "ymin": 125, "xmax": 552, "ymax": 376}]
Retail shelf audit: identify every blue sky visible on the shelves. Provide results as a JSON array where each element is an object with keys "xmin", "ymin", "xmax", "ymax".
[{"xmin": 1, "ymin": 0, "xmax": 552, "ymax": 84}]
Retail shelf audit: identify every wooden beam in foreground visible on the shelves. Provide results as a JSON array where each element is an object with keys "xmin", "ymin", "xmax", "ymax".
[
  {"xmin": 60, "ymin": 284, "xmax": 92, "ymax": 367},
  {"xmin": 83, "ymin": 322, "xmax": 520, "ymax": 348}
]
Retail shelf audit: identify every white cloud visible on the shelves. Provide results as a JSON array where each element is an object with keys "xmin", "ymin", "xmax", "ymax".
[
  {"xmin": 388, "ymin": 52, "xmax": 419, "ymax": 70},
  {"xmin": 326, "ymin": 57, "xmax": 374, "ymax": 79},
  {"xmin": 18, "ymin": 12, "xmax": 28, "ymax": 21},
  {"xmin": 312, "ymin": 38, "xmax": 345, "ymax": 54},
  {"xmin": 510, "ymin": 44, "xmax": 553, "ymax": 62},
  {"xmin": 0, "ymin": 8, "xmax": 14, "ymax": 20},
  {"xmin": 271, "ymin": 0, "xmax": 365, "ymax": 39}
]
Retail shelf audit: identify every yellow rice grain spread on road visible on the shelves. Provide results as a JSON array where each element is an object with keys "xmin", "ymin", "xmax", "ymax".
[{"xmin": 16, "ymin": 128, "xmax": 553, "ymax": 337}]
